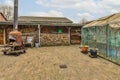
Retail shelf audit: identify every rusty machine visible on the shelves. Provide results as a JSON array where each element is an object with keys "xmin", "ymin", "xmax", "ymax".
[{"xmin": 2, "ymin": 0, "xmax": 26, "ymax": 56}]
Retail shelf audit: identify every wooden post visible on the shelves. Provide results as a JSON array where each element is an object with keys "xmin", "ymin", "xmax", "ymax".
[
  {"xmin": 3, "ymin": 28, "xmax": 6, "ymax": 44},
  {"xmin": 68, "ymin": 27, "xmax": 71, "ymax": 45},
  {"xmin": 38, "ymin": 24, "xmax": 41, "ymax": 47},
  {"xmin": 81, "ymin": 27, "xmax": 83, "ymax": 45}
]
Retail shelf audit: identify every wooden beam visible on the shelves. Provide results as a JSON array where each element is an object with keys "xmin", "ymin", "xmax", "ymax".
[{"xmin": 68, "ymin": 27, "xmax": 71, "ymax": 45}]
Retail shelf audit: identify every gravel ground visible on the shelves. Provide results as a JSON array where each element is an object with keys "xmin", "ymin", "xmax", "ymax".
[{"xmin": 0, "ymin": 45, "xmax": 120, "ymax": 80}]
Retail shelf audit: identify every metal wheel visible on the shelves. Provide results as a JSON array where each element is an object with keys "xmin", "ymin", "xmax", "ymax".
[
  {"xmin": 23, "ymin": 50, "xmax": 26, "ymax": 53},
  {"xmin": 16, "ymin": 53, "xmax": 20, "ymax": 56},
  {"xmin": 4, "ymin": 52, "xmax": 7, "ymax": 55}
]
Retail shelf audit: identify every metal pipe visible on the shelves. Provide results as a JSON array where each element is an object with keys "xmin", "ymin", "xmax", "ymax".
[
  {"xmin": 14, "ymin": 0, "xmax": 18, "ymax": 30},
  {"xmin": 106, "ymin": 24, "xmax": 109, "ymax": 57}
]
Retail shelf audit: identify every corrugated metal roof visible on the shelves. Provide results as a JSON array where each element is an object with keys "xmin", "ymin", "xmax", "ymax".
[
  {"xmin": 109, "ymin": 23, "xmax": 120, "ymax": 29},
  {"xmin": 18, "ymin": 16, "xmax": 73, "ymax": 23},
  {"xmin": 83, "ymin": 13, "xmax": 120, "ymax": 28}
]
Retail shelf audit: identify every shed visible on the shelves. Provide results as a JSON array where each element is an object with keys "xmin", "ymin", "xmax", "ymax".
[
  {"xmin": 0, "ymin": 12, "xmax": 7, "ymax": 44},
  {"xmin": 0, "ymin": 16, "xmax": 82, "ymax": 46}
]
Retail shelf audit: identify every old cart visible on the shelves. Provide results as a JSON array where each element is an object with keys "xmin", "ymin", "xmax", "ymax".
[{"xmin": 2, "ymin": 30, "xmax": 26, "ymax": 56}]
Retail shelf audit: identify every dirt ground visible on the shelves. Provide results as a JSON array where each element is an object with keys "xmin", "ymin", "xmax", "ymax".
[{"xmin": 0, "ymin": 45, "xmax": 120, "ymax": 80}]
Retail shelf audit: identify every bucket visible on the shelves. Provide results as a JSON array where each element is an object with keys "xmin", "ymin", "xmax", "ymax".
[
  {"xmin": 35, "ymin": 43, "xmax": 39, "ymax": 47},
  {"xmin": 89, "ymin": 49, "xmax": 98, "ymax": 58},
  {"xmin": 90, "ymin": 49, "xmax": 97, "ymax": 55},
  {"xmin": 80, "ymin": 46, "xmax": 88, "ymax": 53}
]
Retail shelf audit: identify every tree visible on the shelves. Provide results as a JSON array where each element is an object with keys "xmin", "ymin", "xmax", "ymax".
[
  {"xmin": 0, "ymin": 4, "xmax": 14, "ymax": 20},
  {"xmin": 79, "ymin": 18, "xmax": 88, "ymax": 24}
]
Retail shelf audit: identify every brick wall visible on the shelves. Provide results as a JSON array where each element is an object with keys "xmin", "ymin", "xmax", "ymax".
[{"xmin": 40, "ymin": 33, "xmax": 69, "ymax": 46}]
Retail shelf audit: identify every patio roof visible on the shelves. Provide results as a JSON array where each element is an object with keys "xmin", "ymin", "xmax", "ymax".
[{"xmin": 0, "ymin": 21, "xmax": 82, "ymax": 27}]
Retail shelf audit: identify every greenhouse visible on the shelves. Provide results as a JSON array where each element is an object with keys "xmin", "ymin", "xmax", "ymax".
[{"xmin": 82, "ymin": 13, "xmax": 120, "ymax": 64}]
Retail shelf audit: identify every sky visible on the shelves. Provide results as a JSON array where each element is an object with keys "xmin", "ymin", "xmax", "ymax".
[{"xmin": 0, "ymin": 0, "xmax": 120, "ymax": 23}]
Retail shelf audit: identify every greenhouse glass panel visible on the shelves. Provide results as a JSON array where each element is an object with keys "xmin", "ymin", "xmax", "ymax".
[{"xmin": 82, "ymin": 17, "xmax": 120, "ymax": 64}]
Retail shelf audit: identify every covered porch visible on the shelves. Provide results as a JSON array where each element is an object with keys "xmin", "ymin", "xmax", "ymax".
[{"xmin": 0, "ymin": 22, "xmax": 82, "ymax": 46}]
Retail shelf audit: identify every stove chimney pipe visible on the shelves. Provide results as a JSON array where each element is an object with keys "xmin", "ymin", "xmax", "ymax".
[{"xmin": 14, "ymin": 0, "xmax": 18, "ymax": 30}]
